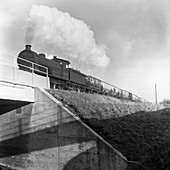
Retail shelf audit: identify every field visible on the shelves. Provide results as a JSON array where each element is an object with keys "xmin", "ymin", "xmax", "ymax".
[{"xmin": 48, "ymin": 89, "xmax": 170, "ymax": 169}]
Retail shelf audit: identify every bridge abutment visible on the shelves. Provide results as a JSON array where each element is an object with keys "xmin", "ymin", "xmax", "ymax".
[{"xmin": 0, "ymin": 88, "xmax": 128, "ymax": 170}]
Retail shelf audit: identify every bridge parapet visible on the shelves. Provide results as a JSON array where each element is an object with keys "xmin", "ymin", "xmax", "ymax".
[
  {"xmin": 0, "ymin": 51, "xmax": 50, "ymax": 114},
  {"xmin": 0, "ymin": 81, "xmax": 34, "ymax": 102},
  {"xmin": 0, "ymin": 50, "xmax": 49, "ymax": 89}
]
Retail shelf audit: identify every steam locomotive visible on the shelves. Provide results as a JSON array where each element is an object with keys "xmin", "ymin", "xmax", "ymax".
[{"xmin": 17, "ymin": 45, "xmax": 145, "ymax": 102}]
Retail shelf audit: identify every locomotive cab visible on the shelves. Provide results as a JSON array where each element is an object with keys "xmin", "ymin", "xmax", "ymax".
[
  {"xmin": 52, "ymin": 56, "xmax": 70, "ymax": 69},
  {"xmin": 51, "ymin": 56, "xmax": 70, "ymax": 78}
]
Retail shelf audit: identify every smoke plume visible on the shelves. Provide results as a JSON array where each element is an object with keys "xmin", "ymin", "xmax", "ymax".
[{"xmin": 25, "ymin": 5, "xmax": 110, "ymax": 68}]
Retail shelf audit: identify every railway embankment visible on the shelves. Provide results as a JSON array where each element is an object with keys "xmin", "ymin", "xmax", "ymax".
[
  {"xmin": 47, "ymin": 89, "xmax": 158, "ymax": 119},
  {"xmin": 0, "ymin": 88, "xmax": 128, "ymax": 170},
  {"xmin": 0, "ymin": 88, "xmax": 169, "ymax": 170},
  {"xmin": 48, "ymin": 89, "xmax": 170, "ymax": 169}
]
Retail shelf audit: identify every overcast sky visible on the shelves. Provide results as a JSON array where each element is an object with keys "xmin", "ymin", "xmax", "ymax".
[{"xmin": 1, "ymin": 0, "xmax": 170, "ymax": 102}]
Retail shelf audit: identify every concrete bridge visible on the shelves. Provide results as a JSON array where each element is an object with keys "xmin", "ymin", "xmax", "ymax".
[
  {"xmin": 0, "ymin": 51, "xmax": 50, "ymax": 115},
  {"xmin": 0, "ymin": 51, "xmax": 134, "ymax": 170}
]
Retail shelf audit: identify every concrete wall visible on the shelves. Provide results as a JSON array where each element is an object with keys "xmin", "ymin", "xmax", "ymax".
[
  {"xmin": 0, "ymin": 64, "xmax": 49, "ymax": 89},
  {"xmin": 0, "ymin": 81, "xmax": 34, "ymax": 103},
  {"xmin": 0, "ymin": 88, "xmax": 128, "ymax": 170}
]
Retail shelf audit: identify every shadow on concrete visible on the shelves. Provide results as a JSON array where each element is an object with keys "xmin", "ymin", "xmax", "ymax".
[
  {"xmin": 0, "ymin": 120, "xmax": 94, "ymax": 158},
  {"xmin": 1, "ymin": 110, "xmax": 159, "ymax": 169},
  {"xmin": 0, "ymin": 99, "xmax": 30, "ymax": 115},
  {"xmin": 63, "ymin": 147, "xmax": 97, "ymax": 170},
  {"xmin": 1, "ymin": 105, "xmax": 168, "ymax": 169}
]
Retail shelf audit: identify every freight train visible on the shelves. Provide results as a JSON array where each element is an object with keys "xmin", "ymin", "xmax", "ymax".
[{"xmin": 17, "ymin": 45, "xmax": 147, "ymax": 102}]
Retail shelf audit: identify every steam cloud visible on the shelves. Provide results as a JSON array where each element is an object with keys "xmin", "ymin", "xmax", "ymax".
[{"xmin": 25, "ymin": 5, "xmax": 110, "ymax": 68}]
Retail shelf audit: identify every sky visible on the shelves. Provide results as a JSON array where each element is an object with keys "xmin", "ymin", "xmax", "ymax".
[{"xmin": 0, "ymin": 0, "xmax": 170, "ymax": 102}]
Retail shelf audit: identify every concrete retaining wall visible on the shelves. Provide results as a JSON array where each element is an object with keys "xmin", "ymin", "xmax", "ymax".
[{"xmin": 0, "ymin": 88, "xmax": 128, "ymax": 170}]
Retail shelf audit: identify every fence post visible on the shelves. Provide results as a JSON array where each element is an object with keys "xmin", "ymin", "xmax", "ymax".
[
  {"xmin": 32, "ymin": 63, "xmax": 34, "ymax": 86},
  {"xmin": 46, "ymin": 68, "xmax": 49, "ymax": 89},
  {"xmin": 13, "ymin": 56, "xmax": 18, "ymax": 82}
]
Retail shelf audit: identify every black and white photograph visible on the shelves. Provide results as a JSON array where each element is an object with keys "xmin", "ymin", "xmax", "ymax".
[{"xmin": 0, "ymin": 0, "xmax": 170, "ymax": 169}]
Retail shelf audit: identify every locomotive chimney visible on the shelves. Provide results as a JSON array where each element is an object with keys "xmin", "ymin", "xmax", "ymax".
[
  {"xmin": 25, "ymin": 45, "xmax": 32, "ymax": 51},
  {"xmin": 53, "ymin": 56, "xmax": 57, "ymax": 60}
]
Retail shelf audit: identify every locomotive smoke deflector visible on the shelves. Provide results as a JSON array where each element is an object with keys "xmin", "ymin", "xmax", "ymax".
[{"xmin": 25, "ymin": 44, "xmax": 32, "ymax": 51}]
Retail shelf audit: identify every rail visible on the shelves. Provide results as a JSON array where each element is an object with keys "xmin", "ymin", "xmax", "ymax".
[
  {"xmin": 0, "ymin": 50, "xmax": 49, "ymax": 88},
  {"xmin": 0, "ymin": 50, "xmax": 48, "ymax": 76},
  {"xmin": 17, "ymin": 56, "xmax": 48, "ymax": 76}
]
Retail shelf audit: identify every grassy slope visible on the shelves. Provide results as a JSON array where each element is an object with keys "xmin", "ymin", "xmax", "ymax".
[
  {"xmin": 48, "ymin": 89, "xmax": 154, "ymax": 119},
  {"xmin": 48, "ymin": 89, "xmax": 170, "ymax": 169},
  {"xmin": 84, "ymin": 110, "xmax": 170, "ymax": 169}
]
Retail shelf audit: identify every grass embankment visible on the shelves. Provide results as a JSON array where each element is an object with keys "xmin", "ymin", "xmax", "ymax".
[
  {"xmin": 48, "ymin": 89, "xmax": 170, "ymax": 169},
  {"xmin": 48, "ymin": 89, "xmax": 154, "ymax": 119},
  {"xmin": 85, "ymin": 110, "xmax": 170, "ymax": 170}
]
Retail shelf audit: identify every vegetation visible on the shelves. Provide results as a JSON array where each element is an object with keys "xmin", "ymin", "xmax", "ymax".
[
  {"xmin": 48, "ymin": 89, "xmax": 154, "ymax": 119},
  {"xmin": 83, "ymin": 110, "xmax": 170, "ymax": 169},
  {"xmin": 48, "ymin": 89, "xmax": 170, "ymax": 169}
]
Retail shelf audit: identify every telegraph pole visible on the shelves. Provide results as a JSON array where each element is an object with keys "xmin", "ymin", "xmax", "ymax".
[{"xmin": 155, "ymin": 83, "xmax": 157, "ymax": 104}]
